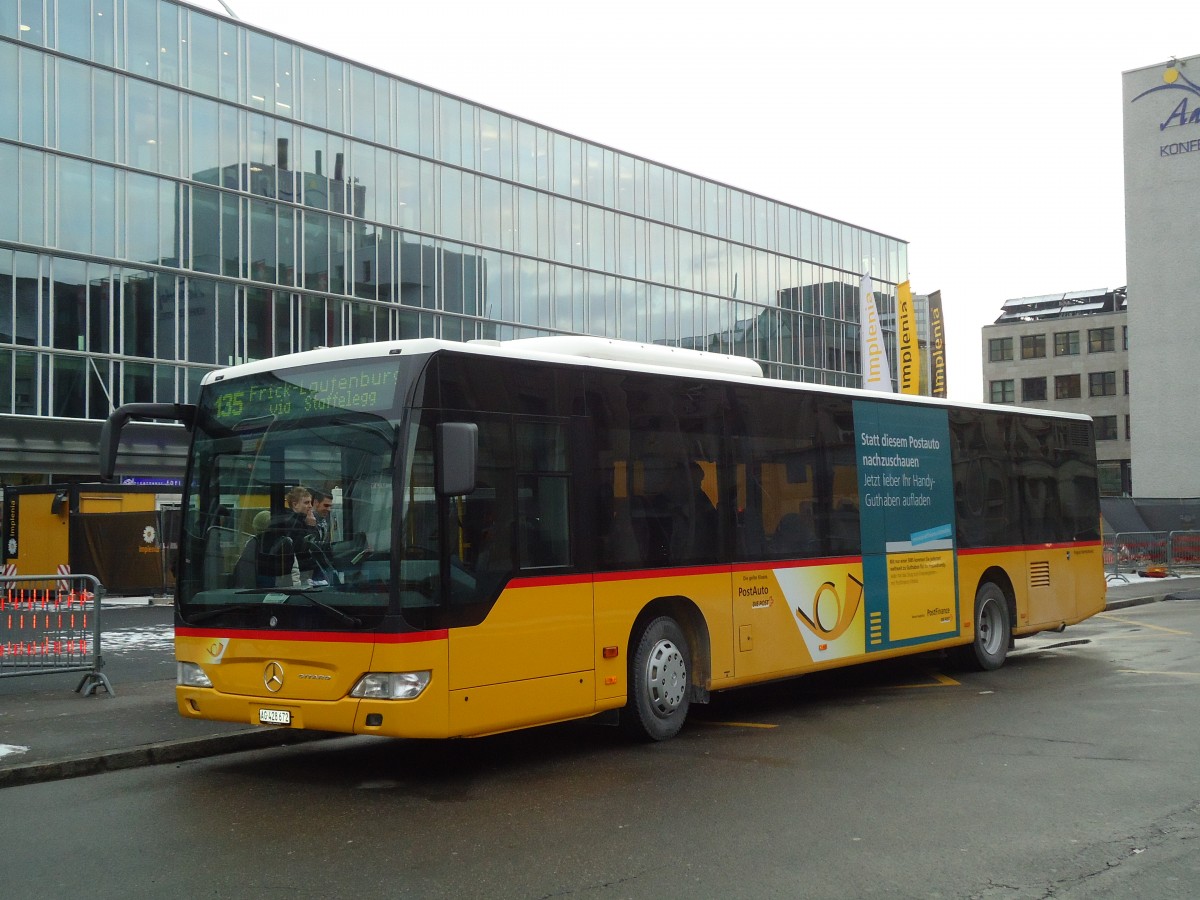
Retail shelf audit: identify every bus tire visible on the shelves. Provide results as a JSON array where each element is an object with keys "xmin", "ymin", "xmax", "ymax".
[
  {"xmin": 963, "ymin": 582, "xmax": 1011, "ymax": 671},
  {"xmin": 622, "ymin": 616, "xmax": 691, "ymax": 741}
]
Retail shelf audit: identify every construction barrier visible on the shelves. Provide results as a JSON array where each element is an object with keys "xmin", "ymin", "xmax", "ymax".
[
  {"xmin": 1104, "ymin": 530, "xmax": 1200, "ymax": 582},
  {"xmin": 0, "ymin": 573, "xmax": 113, "ymax": 696}
]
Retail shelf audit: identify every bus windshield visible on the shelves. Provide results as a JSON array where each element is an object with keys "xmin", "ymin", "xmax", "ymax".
[{"xmin": 177, "ymin": 359, "xmax": 407, "ymax": 631}]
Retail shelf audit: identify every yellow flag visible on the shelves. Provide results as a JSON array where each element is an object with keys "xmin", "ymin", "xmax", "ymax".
[{"xmin": 896, "ymin": 281, "xmax": 920, "ymax": 395}]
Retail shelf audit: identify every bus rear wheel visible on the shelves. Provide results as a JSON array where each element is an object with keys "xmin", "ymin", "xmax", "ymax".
[
  {"xmin": 623, "ymin": 616, "xmax": 691, "ymax": 741},
  {"xmin": 962, "ymin": 582, "xmax": 1011, "ymax": 671}
]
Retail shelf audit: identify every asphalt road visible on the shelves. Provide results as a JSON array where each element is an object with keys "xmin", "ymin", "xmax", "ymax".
[{"xmin": 1, "ymin": 599, "xmax": 1197, "ymax": 899}]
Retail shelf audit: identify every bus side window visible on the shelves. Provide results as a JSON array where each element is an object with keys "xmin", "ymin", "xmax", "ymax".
[{"xmin": 515, "ymin": 420, "xmax": 571, "ymax": 569}]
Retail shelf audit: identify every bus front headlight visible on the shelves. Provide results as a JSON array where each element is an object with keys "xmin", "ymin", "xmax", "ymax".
[
  {"xmin": 350, "ymin": 671, "xmax": 431, "ymax": 700},
  {"xmin": 177, "ymin": 661, "xmax": 213, "ymax": 688}
]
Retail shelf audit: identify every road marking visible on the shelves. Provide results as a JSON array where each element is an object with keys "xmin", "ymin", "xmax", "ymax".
[
  {"xmin": 1119, "ymin": 669, "xmax": 1200, "ymax": 679},
  {"xmin": 897, "ymin": 672, "xmax": 960, "ymax": 691},
  {"xmin": 1096, "ymin": 613, "xmax": 1191, "ymax": 636},
  {"xmin": 695, "ymin": 720, "xmax": 779, "ymax": 729}
]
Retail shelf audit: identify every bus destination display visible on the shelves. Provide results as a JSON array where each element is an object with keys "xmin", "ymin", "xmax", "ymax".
[{"xmin": 207, "ymin": 360, "xmax": 401, "ymax": 424}]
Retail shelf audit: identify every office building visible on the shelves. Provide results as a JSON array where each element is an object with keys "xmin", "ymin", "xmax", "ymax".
[
  {"xmin": 0, "ymin": 0, "xmax": 909, "ymax": 482},
  {"xmin": 1123, "ymin": 54, "xmax": 1200, "ymax": 497},
  {"xmin": 981, "ymin": 288, "xmax": 1130, "ymax": 496}
]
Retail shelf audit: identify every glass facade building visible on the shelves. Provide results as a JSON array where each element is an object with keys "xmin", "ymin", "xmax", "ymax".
[{"xmin": 0, "ymin": 0, "xmax": 908, "ymax": 479}]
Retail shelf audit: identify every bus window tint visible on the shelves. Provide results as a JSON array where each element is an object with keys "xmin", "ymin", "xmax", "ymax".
[
  {"xmin": 731, "ymin": 387, "xmax": 859, "ymax": 562},
  {"xmin": 593, "ymin": 373, "xmax": 724, "ymax": 569}
]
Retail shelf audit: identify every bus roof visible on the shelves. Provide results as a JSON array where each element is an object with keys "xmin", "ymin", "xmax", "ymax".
[{"xmin": 200, "ymin": 337, "xmax": 1094, "ymax": 424}]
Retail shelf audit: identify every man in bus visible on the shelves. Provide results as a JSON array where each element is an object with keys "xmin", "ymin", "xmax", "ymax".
[
  {"xmin": 257, "ymin": 486, "xmax": 318, "ymax": 588},
  {"xmin": 308, "ymin": 488, "xmax": 337, "ymax": 587}
]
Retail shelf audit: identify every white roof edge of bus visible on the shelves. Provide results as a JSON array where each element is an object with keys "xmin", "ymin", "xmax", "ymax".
[
  {"xmin": 199, "ymin": 338, "xmax": 1093, "ymax": 423},
  {"xmin": 488, "ymin": 335, "xmax": 765, "ymax": 378}
]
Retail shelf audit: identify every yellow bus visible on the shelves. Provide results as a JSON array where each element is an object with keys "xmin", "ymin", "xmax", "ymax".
[{"xmin": 101, "ymin": 336, "xmax": 1105, "ymax": 741}]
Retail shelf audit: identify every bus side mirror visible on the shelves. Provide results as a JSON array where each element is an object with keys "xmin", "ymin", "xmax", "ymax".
[{"xmin": 436, "ymin": 422, "xmax": 478, "ymax": 497}]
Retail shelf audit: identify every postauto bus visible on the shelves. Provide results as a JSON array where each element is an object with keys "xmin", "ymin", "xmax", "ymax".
[{"xmin": 100, "ymin": 336, "xmax": 1105, "ymax": 741}]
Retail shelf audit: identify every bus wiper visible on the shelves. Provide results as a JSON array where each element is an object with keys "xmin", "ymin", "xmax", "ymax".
[{"xmin": 291, "ymin": 590, "xmax": 363, "ymax": 628}]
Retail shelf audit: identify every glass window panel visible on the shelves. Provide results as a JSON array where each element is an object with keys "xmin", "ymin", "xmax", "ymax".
[
  {"xmin": 217, "ymin": 19, "xmax": 238, "ymax": 101},
  {"xmin": 20, "ymin": 46, "xmax": 44, "ymax": 144},
  {"xmin": 121, "ymin": 359, "xmax": 154, "ymax": 405},
  {"xmin": 221, "ymin": 192, "xmax": 240, "ymax": 277},
  {"xmin": 126, "ymin": 170, "xmax": 159, "ymax": 262},
  {"xmin": 85, "ymin": 260, "xmax": 111, "ymax": 352},
  {"xmin": 247, "ymin": 113, "xmax": 275, "ymax": 197},
  {"xmin": 0, "ymin": 41, "xmax": 16, "ymax": 139},
  {"xmin": 57, "ymin": 57, "xmax": 91, "ymax": 155},
  {"xmin": 52, "ymin": 257, "xmax": 86, "ymax": 350},
  {"xmin": 218, "ymin": 102, "xmax": 239, "ymax": 189},
  {"xmin": 0, "ymin": 248, "xmax": 12, "ymax": 344},
  {"xmin": 395, "ymin": 80, "xmax": 418, "ymax": 154},
  {"xmin": 13, "ymin": 251, "xmax": 39, "ymax": 347},
  {"xmin": 277, "ymin": 206, "xmax": 295, "ymax": 285},
  {"xmin": 189, "ymin": 96, "xmax": 219, "ymax": 184},
  {"xmin": 123, "ymin": 270, "xmax": 156, "ymax": 358},
  {"xmin": 188, "ymin": 9, "xmax": 220, "ymax": 97},
  {"xmin": 300, "ymin": 47, "xmax": 327, "ymax": 126},
  {"xmin": 350, "ymin": 63, "xmax": 373, "ymax": 141},
  {"xmin": 57, "ymin": 0, "xmax": 92, "ymax": 58},
  {"xmin": 127, "ymin": 0, "xmax": 157, "ymax": 78},
  {"xmin": 275, "ymin": 39, "xmax": 294, "ymax": 116},
  {"xmin": 54, "ymin": 156, "xmax": 88, "ymax": 252},
  {"xmin": 326, "ymin": 57, "xmax": 345, "ymax": 133},
  {"xmin": 246, "ymin": 30, "xmax": 273, "ymax": 111},
  {"xmin": 439, "ymin": 96, "xmax": 460, "ymax": 166},
  {"xmin": 52, "ymin": 355, "xmax": 86, "ymax": 417},
  {"xmin": 158, "ymin": 87, "xmax": 180, "ymax": 177},
  {"xmin": 515, "ymin": 120, "xmax": 535, "ymax": 186},
  {"xmin": 97, "ymin": 165, "xmax": 118, "ymax": 259},
  {"xmin": 159, "ymin": 0, "xmax": 180, "ymax": 84},
  {"xmin": 0, "ymin": 348, "xmax": 9, "ymax": 414},
  {"xmin": 13, "ymin": 350, "xmax": 36, "ymax": 414},
  {"xmin": 249, "ymin": 199, "xmax": 276, "ymax": 283},
  {"xmin": 0, "ymin": 144, "xmax": 15, "ymax": 244},
  {"xmin": 94, "ymin": 0, "xmax": 116, "ymax": 67},
  {"xmin": 304, "ymin": 210, "xmax": 329, "ymax": 290},
  {"xmin": 127, "ymin": 77, "xmax": 158, "ymax": 170},
  {"xmin": 155, "ymin": 273, "xmax": 176, "ymax": 361}
]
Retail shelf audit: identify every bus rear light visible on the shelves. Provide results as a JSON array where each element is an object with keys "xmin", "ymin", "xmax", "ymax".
[{"xmin": 350, "ymin": 671, "xmax": 431, "ymax": 700}]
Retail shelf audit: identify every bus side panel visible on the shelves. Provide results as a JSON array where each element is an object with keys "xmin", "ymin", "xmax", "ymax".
[
  {"xmin": 593, "ymin": 570, "xmax": 734, "ymax": 698},
  {"xmin": 447, "ymin": 579, "xmax": 594, "ymax": 691},
  {"xmin": 1071, "ymin": 541, "xmax": 1107, "ymax": 621},
  {"xmin": 1021, "ymin": 541, "xmax": 1106, "ymax": 631},
  {"xmin": 443, "ymin": 579, "xmax": 594, "ymax": 734},
  {"xmin": 729, "ymin": 562, "xmax": 865, "ymax": 681},
  {"xmin": 955, "ymin": 548, "xmax": 1024, "ymax": 641}
]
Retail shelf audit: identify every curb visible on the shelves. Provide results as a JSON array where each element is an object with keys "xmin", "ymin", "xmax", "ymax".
[{"xmin": 0, "ymin": 728, "xmax": 340, "ymax": 790}]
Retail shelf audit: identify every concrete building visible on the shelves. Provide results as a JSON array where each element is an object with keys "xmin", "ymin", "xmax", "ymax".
[
  {"xmin": 981, "ymin": 288, "xmax": 1130, "ymax": 496},
  {"xmin": 0, "ymin": 0, "xmax": 912, "ymax": 484},
  {"xmin": 1123, "ymin": 54, "xmax": 1200, "ymax": 497}
]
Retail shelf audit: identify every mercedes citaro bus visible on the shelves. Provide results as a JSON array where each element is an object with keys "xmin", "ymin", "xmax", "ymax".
[{"xmin": 101, "ymin": 336, "xmax": 1105, "ymax": 741}]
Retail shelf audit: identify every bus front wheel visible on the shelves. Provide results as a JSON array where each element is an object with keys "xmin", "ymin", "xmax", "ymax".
[
  {"xmin": 963, "ymin": 582, "xmax": 1011, "ymax": 671},
  {"xmin": 623, "ymin": 616, "xmax": 691, "ymax": 741}
]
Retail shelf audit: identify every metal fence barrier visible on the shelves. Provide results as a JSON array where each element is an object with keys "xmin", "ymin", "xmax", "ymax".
[
  {"xmin": 0, "ymin": 574, "xmax": 113, "ymax": 696},
  {"xmin": 1103, "ymin": 530, "xmax": 1200, "ymax": 582}
]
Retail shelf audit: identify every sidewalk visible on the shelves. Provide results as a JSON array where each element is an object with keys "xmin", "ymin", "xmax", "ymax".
[{"xmin": 3, "ymin": 576, "xmax": 1199, "ymax": 790}]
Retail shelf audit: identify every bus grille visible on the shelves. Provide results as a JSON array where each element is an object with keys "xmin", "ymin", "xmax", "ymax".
[{"xmin": 1029, "ymin": 560, "xmax": 1051, "ymax": 588}]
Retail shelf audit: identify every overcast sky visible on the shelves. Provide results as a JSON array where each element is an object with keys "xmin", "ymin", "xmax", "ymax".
[{"xmin": 198, "ymin": 0, "xmax": 1176, "ymax": 401}]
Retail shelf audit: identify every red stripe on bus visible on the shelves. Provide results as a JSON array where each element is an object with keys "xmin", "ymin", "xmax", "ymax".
[
  {"xmin": 958, "ymin": 541, "xmax": 1102, "ymax": 556},
  {"xmin": 176, "ymin": 626, "xmax": 448, "ymax": 644}
]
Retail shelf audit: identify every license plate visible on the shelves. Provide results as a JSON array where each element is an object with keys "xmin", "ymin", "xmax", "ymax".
[{"xmin": 259, "ymin": 708, "xmax": 291, "ymax": 725}]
